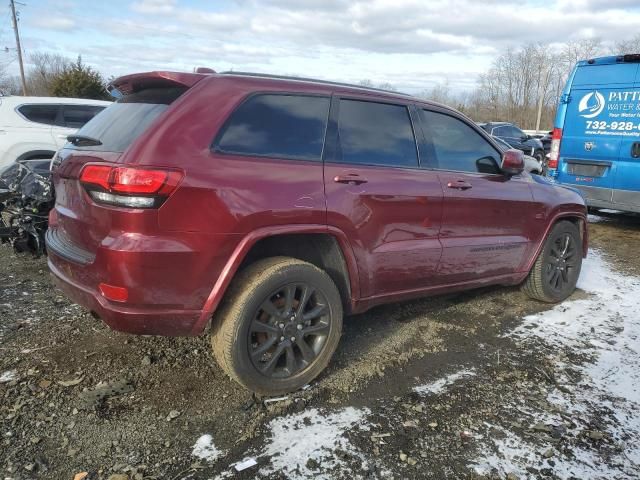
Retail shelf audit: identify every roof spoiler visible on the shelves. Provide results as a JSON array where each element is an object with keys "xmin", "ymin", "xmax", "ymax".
[{"xmin": 108, "ymin": 71, "xmax": 214, "ymax": 97}]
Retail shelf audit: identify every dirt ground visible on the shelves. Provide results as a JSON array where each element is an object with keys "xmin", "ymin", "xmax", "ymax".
[{"xmin": 1, "ymin": 211, "xmax": 639, "ymax": 480}]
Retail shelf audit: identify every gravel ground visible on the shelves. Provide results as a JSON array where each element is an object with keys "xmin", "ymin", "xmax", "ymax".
[{"xmin": 1, "ymin": 211, "xmax": 639, "ymax": 480}]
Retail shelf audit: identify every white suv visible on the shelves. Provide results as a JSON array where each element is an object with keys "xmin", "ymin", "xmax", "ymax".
[{"xmin": 0, "ymin": 96, "xmax": 111, "ymax": 169}]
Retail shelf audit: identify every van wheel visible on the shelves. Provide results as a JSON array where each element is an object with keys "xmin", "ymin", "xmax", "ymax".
[
  {"xmin": 522, "ymin": 221, "xmax": 582, "ymax": 303},
  {"xmin": 211, "ymin": 257, "xmax": 343, "ymax": 395}
]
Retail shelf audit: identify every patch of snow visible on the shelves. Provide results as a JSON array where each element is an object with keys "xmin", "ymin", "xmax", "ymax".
[
  {"xmin": 587, "ymin": 214, "xmax": 605, "ymax": 223},
  {"xmin": 472, "ymin": 251, "xmax": 640, "ymax": 478},
  {"xmin": 0, "ymin": 370, "xmax": 17, "ymax": 383},
  {"xmin": 226, "ymin": 407, "xmax": 369, "ymax": 479},
  {"xmin": 192, "ymin": 434, "xmax": 223, "ymax": 462},
  {"xmin": 259, "ymin": 407, "xmax": 370, "ymax": 479},
  {"xmin": 414, "ymin": 369, "xmax": 476, "ymax": 395}
]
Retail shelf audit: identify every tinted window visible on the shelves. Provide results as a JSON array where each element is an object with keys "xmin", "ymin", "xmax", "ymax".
[
  {"xmin": 69, "ymin": 88, "xmax": 186, "ymax": 152},
  {"xmin": 336, "ymin": 100, "xmax": 417, "ymax": 167},
  {"xmin": 420, "ymin": 110, "xmax": 501, "ymax": 174},
  {"xmin": 62, "ymin": 105, "xmax": 106, "ymax": 128},
  {"xmin": 216, "ymin": 94, "xmax": 330, "ymax": 161},
  {"xmin": 510, "ymin": 125, "xmax": 525, "ymax": 138},
  {"xmin": 492, "ymin": 125, "xmax": 509, "ymax": 136},
  {"xmin": 18, "ymin": 104, "xmax": 59, "ymax": 125}
]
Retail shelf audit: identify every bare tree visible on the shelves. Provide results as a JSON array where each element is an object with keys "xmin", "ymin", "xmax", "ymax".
[
  {"xmin": 24, "ymin": 52, "xmax": 71, "ymax": 96},
  {"xmin": 614, "ymin": 34, "xmax": 640, "ymax": 55}
]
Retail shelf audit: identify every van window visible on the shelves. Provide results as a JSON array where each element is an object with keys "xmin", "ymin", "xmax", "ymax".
[
  {"xmin": 69, "ymin": 87, "xmax": 186, "ymax": 152},
  {"xmin": 335, "ymin": 99, "xmax": 418, "ymax": 167},
  {"xmin": 18, "ymin": 104, "xmax": 60, "ymax": 125},
  {"xmin": 62, "ymin": 105, "xmax": 105, "ymax": 128},
  {"xmin": 215, "ymin": 94, "xmax": 330, "ymax": 161},
  {"xmin": 420, "ymin": 110, "xmax": 501, "ymax": 174}
]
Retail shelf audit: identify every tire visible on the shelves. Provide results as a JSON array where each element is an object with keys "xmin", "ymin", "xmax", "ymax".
[
  {"xmin": 211, "ymin": 256, "xmax": 343, "ymax": 395},
  {"xmin": 522, "ymin": 221, "xmax": 582, "ymax": 303},
  {"xmin": 534, "ymin": 149, "xmax": 545, "ymax": 164}
]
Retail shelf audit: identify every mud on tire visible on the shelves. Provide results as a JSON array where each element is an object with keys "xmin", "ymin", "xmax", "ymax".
[{"xmin": 211, "ymin": 256, "xmax": 343, "ymax": 395}]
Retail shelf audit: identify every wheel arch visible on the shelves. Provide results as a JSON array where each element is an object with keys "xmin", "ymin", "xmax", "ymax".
[
  {"xmin": 525, "ymin": 211, "xmax": 588, "ymax": 274},
  {"xmin": 193, "ymin": 225, "xmax": 360, "ymax": 335}
]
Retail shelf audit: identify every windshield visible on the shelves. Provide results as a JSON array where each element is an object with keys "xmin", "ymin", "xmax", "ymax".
[{"xmin": 67, "ymin": 87, "xmax": 187, "ymax": 152}]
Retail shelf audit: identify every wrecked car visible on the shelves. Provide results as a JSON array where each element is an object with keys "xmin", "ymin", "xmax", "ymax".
[{"xmin": 0, "ymin": 158, "xmax": 54, "ymax": 256}]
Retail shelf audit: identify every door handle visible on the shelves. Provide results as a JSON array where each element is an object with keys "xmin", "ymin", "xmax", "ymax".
[
  {"xmin": 632, "ymin": 142, "xmax": 640, "ymax": 159},
  {"xmin": 334, "ymin": 174, "xmax": 368, "ymax": 185},
  {"xmin": 447, "ymin": 180, "xmax": 473, "ymax": 190}
]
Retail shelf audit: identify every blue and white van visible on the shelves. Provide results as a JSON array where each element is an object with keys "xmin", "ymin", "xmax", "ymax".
[{"xmin": 549, "ymin": 54, "xmax": 640, "ymax": 213}]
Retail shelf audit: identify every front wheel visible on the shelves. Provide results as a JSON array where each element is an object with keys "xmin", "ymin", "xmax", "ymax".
[
  {"xmin": 522, "ymin": 221, "xmax": 582, "ymax": 303},
  {"xmin": 211, "ymin": 257, "xmax": 343, "ymax": 395}
]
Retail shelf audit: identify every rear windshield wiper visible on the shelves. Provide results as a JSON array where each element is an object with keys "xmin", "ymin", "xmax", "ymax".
[{"xmin": 67, "ymin": 135, "xmax": 103, "ymax": 147}]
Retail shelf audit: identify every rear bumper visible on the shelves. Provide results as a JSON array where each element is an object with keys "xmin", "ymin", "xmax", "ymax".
[
  {"xmin": 48, "ymin": 255, "xmax": 202, "ymax": 336},
  {"xmin": 572, "ymin": 184, "xmax": 640, "ymax": 214}
]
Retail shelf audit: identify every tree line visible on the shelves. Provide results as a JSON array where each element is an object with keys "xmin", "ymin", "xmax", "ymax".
[
  {"xmin": 0, "ymin": 53, "xmax": 110, "ymax": 100},
  {"xmin": 418, "ymin": 35, "xmax": 640, "ymax": 131},
  {"xmin": 2, "ymin": 34, "xmax": 640, "ymax": 123}
]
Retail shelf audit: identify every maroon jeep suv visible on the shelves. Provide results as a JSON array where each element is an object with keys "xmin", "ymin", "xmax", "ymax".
[{"xmin": 47, "ymin": 70, "xmax": 587, "ymax": 394}]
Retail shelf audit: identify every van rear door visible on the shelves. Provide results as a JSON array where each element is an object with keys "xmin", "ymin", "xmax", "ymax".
[{"xmin": 557, "ymin": 62, "xmax": 639, "ymax": 206}]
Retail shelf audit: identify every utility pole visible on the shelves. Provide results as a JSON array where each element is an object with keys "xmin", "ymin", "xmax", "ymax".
[{"xmin": 10, "ymin": 0, "xmax": 27, "ymax": 96}]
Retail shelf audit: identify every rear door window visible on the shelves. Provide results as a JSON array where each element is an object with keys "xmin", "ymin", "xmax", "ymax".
[
  {"xmin": 334, "ymin": 99, "xmax": 418, "ymax": 167},
  {"xmin": 69, "ymin": 87, "xmax": 186, "ymax": 152},
  {"xmin": 420, "ymin": 109, "xmax": 502, "ymax": 174},
  {"xmin": 18, "ymin": 104, "xmax": 60, "ymax": 125},
  {"xmin": 492, "ymin": 125, "xmax": 509, "ymax": 137},
  {"xmin": 215, "ymin": 94, "xmax": 330, "ymax": 161},
  {"xmin": 61, "ymin": 105, "xmax": 106, "ymax": 128}
]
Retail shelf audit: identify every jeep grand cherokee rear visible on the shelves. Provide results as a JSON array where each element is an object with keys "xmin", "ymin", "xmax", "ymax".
[{"xmin": 48, "ymin": 71, "xmax": 587, "ymax": 395}]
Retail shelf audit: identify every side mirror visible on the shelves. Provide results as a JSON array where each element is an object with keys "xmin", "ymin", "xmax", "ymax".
[
  {"xmin": 501, "ymin": 149, "xmax": 525, "ymax": 176},
  {"xmin": 521, "ymin": 134, "xmax": 530, "ymax": 141}
]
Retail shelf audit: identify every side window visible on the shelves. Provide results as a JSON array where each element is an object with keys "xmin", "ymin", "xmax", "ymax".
[
  {"xmin": 420, "ymin": 110, "xmax": 502, "ymax": 174},
  {"xmin": 62, "ymin": 105, "xmax": 105, "ymax": 128},
  {"xmin": 335, "ymin": 99, "xmax": 418, "ymax": 167},
  {"xmin": 510, "ymin": 126, "xmax": 525, "ymax": 138},
  {"xmin": 18, "ymin": 104, "xmax": 60, "ymax": 125},
  {"xmin": 492, "ymin": 125, "xmax": 508, "ymax": 136},
  {"xmin": 215, "ymin": 94, "xmax": 330, "ymax": 161}
]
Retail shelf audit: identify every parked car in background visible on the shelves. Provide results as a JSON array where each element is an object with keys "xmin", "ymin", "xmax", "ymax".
[
  {"xmin": 539, "ymin": 130, "xmax": 553, "ymax": 154},
  {"xmin": 47, "ymin": 70, "xmax": 588, "ymax": 395},
  {"xmin": 548, "ymin": 54, "xmax": 640, "ymax": 214},
  {"xmin": 0, "ymin": 96, "xmax": 110, "ymax": 169},
  {"xmin": 478, "ymin": 122, "xmax": 546, "ymax": 163},
  {"xmin": 493, "ymin": 136, "xmax": 542, "ymax": 174}
]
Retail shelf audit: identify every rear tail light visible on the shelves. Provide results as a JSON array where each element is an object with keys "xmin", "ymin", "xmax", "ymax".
[
  {"xmin": 548, "ymin": 127, "xmax": 562, "ymax": 169},
  {"xmin": 80, "ymin": 165, "xmax": 183, "ymax": 208}
]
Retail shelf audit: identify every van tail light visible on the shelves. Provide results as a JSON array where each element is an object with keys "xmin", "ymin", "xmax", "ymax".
[
  {"xmin": 548, "ymin": 127, "xmax": 562, "ymax": 169},
  {"xmin": 80, "ymin": 165, "xmax": 183, "ymax": 208}
]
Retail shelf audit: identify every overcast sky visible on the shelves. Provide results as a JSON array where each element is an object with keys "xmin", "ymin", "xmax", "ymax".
[{"xmin": 2, "ymin": 0, "xmax": 639, "ymax": 93}]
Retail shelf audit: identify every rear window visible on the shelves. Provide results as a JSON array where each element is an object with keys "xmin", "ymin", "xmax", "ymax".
[
  {"xmin": 18, "ymin": 104, "xmax": 60, "ymax": 125},
  {"xmin": 214, "ymin": 94, "xmax": 330, "ymax": 161},
  {"xmin": 68, "ymin": 87, "xmax": 186, "ymax": 152}
]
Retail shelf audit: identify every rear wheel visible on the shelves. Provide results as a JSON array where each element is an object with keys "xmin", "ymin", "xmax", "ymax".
[
  {"xmin": 522, "ymin": 221, "xmax": 582, "ymax": 303},
  {"xmin": 211, "ymin": 257, "xmax": 343, "ymax": 395}
]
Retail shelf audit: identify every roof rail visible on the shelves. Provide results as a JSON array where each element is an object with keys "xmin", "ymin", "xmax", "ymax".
[{"xmin": 219, "ymin": 71, "xmax": 411, "ymax": 97}]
